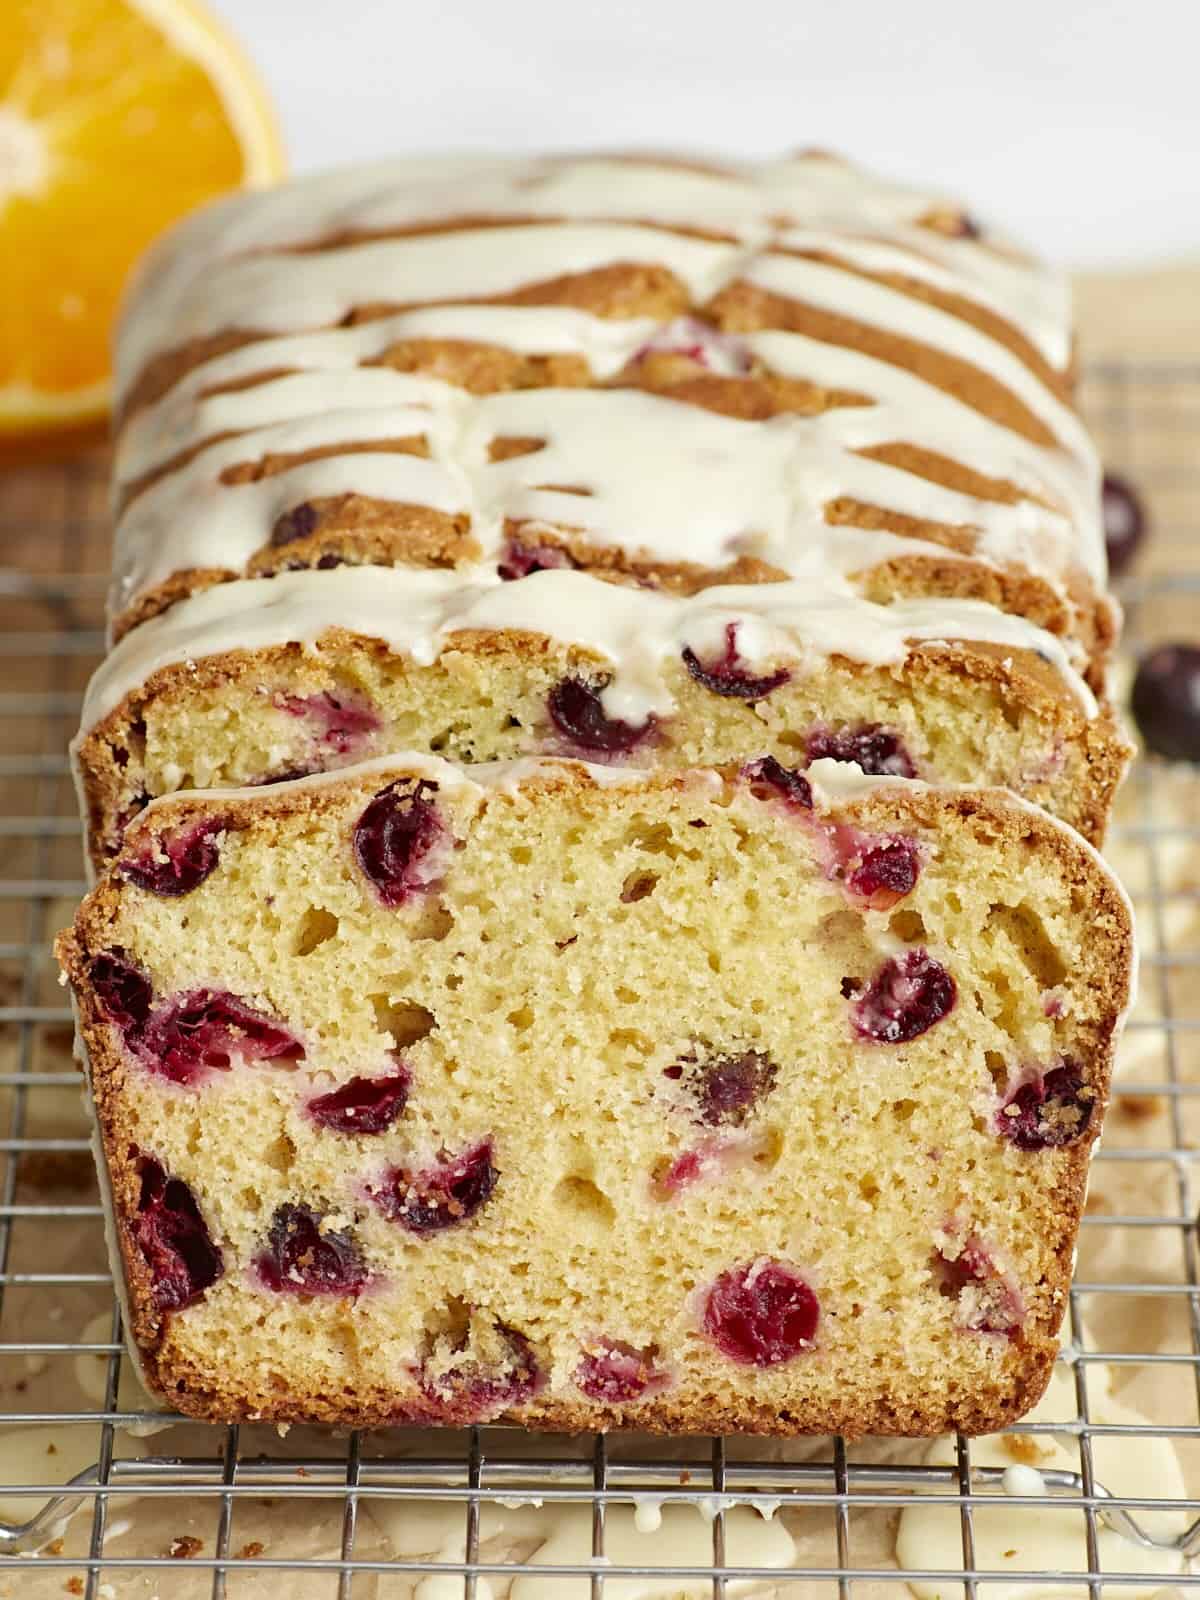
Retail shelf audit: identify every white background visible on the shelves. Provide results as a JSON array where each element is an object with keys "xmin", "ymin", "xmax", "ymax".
[{"xmin": 212, "ymin": 0, "xmax": 1200, "ymax": 268}]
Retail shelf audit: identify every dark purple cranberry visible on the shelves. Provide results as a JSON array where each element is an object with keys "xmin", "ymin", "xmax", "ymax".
[
  {"xmin": 373, "ymin": 1139, "xmax": 498, "ymax": 1234},
  {"xmin": 668, "ymin": 1050, "xmax": 778, "ymax": 1127},
  {"xmin": 137, "ymin": 990, "xmax": 304, "ymax": 1085},
  {"xmin": 118, "ymin": 817, "xmax": 228, "ymax": 897},
  {"xmin": 254, "ymin": 1203, "xmax": 367, "ymax": 1296},
  {"xmin": 702, "ymin": 1259, "xmax": 819, "ymax": 1366},
  {"xmin": 497, "ymin": 538, "xmax": 577, "ymax": 581},
  {"xmin": 547, "ymin": 677, "xmax": 655, "ymax": 755},
  {"xmin": 307, "ymin": 1069, "xmax": 411, "ymax": 1134},
  {"xmin": 846, "ymin": 838, "xmax": 920, "ymax": 910},
  {"xmin": 741, "ymin": 755, "xmax": 813, "ymax": 810},
  {"xmin": 852, "ymin": 949, "xmax": 956, "ymax": 1043},
  {"xmin": 276, "ymin": 691, "xmax": 381, "ymax": 754},
  {"xmin": 934, "ymin": 1237, "xmax": 1023, "ymax": 1336},
  {"xmin": 1131, "ymin": 645, "xmax": 1200, "ymax": 763},
  {"xmin": 681, "ymin": 623, "xmax": 791, "ymax": 701},
  {"xmin": 315, "ymin": 554, "xmax": 344, "ymax": 571},
  {"xmin": 89, "ymin": 949, "xmax": 152, "ymax": 1033},
  {"xmin": 420, "ymin": 1325, "xmax": 541, "ymax": 1422},
  {"xmin": 353, "ymin": 779, "xmax": 446, "ymax": 907},
  {"xmin": 574, "ymin": 1337, "xmax": 668, "ymax": 1403},
  {"xmin": 270, "ymin": 501, "xmax": 320, "ymax": 547},
  {"xmin": 806, "ymin": 725, "xmax": 917, "ymax": 779},
  {"xmin": 134, "ymin": 1154, "xmax": 223, "ymax": 1312},
  {"xmin": 1102, "ymin": 473, "xmax": 1146, "ymax": 576},
  {"xmin": 997, "ymin": 1062, "xmax": 1094, "ymax": 1151}
]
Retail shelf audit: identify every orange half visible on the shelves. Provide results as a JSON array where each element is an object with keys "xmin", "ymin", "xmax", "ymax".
[{"xmin": 0, "ymin": 0, "xmax": 284, "ymax": 437}]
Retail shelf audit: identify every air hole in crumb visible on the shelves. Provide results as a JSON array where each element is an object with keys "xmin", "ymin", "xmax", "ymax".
[
  {"xmin": 620, "ymin": 870, "xmax": 658, "ymax": 903},
  {"xmin": 624, "ymin": 820, "xmax": 679, "ymax": 857},
  {"xmin": 372, "ymin": 995, "xmax": 436, "ymax": 1048},
  {"xmin": 411, "ymin": 900, "xmax": 455, "ymax": 942},
  {"xmin": 262, "ymin": 1133, "xmax": 296, "ymax": 1174},
  {"xmin": 819, "ymin": 909, "xmax": 864, "ymax": 942},
  {"xmin": 888, "ymin": 909, "xmax": 927, "ymax": 943},
  {"xmin": 422, "ymin": 1295, "xmax": 472, "ymax": 1347},
  {"xmin": 507, "ymin": 1005, "xmax": 534, "ymax": 1032},
  {"xmin": 238, "ymin": 1186, "xmax": 263, "ymax": 1215},
  {"xmin": 294, "ymin": 906, "xmax": 339, "ymax": 956},
  {"xmin": 752, "ymin": 1126, "xmax": 785, "ymax": 1171},
  {"xmin": 552, "ymin": 1175, "xmax": 615, "ymax": 1229},
  {"xmin": 615, "ymin": 985, "xmax": 640, "ymax": 1005},
  {"xmin": 984, "ymin": 1051, "xmax": 1009, "ymax": 1094},
  {"xmin": 444, "ymin": 973, "xmax": 463, "ymax": 991},
  {"xmin": 987, "ymin": 903, "xmax": 1069, "ymax": 987},
  {"xmin": 892, "ymin": 1099, "xmax": 917, "ymax": 1123},
  {"xmin": 511, "ymin": 845, "xmax": 533, "ymax": 865},
  {"xmin": 859, "ymin": 1174, "xmax": 881, "ymax": 1203}
]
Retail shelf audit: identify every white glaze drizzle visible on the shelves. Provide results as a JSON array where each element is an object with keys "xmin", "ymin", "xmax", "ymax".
[
  {"xmin": 79, "ymin": 562, "xmax": 1097, "ymax": 742},
  {"xmin": 109, "ymin": 152, "xmax": 1103, "ymax": 637},
  {"xmin": 110, "ymin": 378, "xmax": 1100, "ymax": 627},
  {"xmin": 118, "ymin": 152, "xmax": 1068, "ymax": 390}
]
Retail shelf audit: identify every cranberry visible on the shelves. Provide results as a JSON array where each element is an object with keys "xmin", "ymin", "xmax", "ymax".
[
  {"xmin": 682, "ymin": 623, "xmax": 791, "ymax": 701},
  {"xmin": 270, "ymin": 501, "xmax": 320, "ymax": 547},
  {"xmin": 1102, "ymin": 474, "xmax": 1146, "ymax": 576},
  {"xmin": 852, "ymin": 949, "xmax": 956, "ymax": 1043},
  {"xmin": 134, "ymin": 1154, "xmax": 223, "ymax": 1312},
  {"xmin": 547, "ymin": 677, "xmax": 655, "ymax": 755},
  {"xmin": 934, "ymin": 1237, "xmax": 1023, "ymax": 1336},
  {"xmin": 996, "ymin": 1062, "xmax": 1094, "ymax": 1150},
  {"xmin": 372, "ymin": 1139, "xmax": 498, "ymax": 1233},
  {"xmin": 137, "ymin": 990, "xmax": 304, "ymax": 1085},
  {"xmin": 574, "ymin": 1337, "xmax": 667, "ymax": 1403},
  {"xmin": 420, "ymin": 1325, "xmax": 540, "ymax": 1422},
  {"xmin": 353, "ymin": 779, "xmax": 447, "ymax": 907},
  {"xmin": 497, "ymin": 538, "xmax": 577, "ymax": 580},
  {"xmin": 1131, "ymin": 644, "xmax": 1200, "ymax": 763},
  {"xmin": 741, "ymin": 756, "xmax": 812, "ymax": 810},
  {"xmin": 668, "ymin": 1049, "xmax": 778, "ymax": 1127},
  {"xmin": 276, "ymin": 691, "xmax": 381, "ymax": 755},
  {"xmin": 307, "ymin": 1069, "xmax": 411, "ymax": 1134},
  {"xmin": 806, "ymin": 725, "xmax": 917, "ymax": 779},
  {"xmin": 254, "ymin": 1203, "xmax": 367, "ymax": 1296},
  {"xmin": 118, "ymin": 817, "xmax": 228, "ymax": 897},
  {"xmin": 702, "ymin": 1259, "xmax": 819, "ymax": 1366},
  {"xmin": 630, "ymin": 317, "xmax": 752, "ymax": 374},
  {"xmin": 89, "ymin": 950, "xmax": 152, "ymax": 1033},
  {"xmin": 845, "ymin": 839, "xmax": 920, "ymax": 910}
]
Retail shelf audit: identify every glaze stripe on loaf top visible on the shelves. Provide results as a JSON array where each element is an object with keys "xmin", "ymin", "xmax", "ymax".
[{"xmin": 108, "ymin": 151, "xmax": 1107, "ymax": 669}]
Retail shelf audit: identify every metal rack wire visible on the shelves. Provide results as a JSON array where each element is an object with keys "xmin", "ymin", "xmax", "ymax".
[{"xmin": 0, "ymin": 358, "xmax": 1196, "ymax": 1597}]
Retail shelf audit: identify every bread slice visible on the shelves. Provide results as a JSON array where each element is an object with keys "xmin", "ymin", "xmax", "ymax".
[
  {"xmin": 56, "ymin": 754, "xmax": 1132, "ymax": 1435},
  {"xmin": 74, "ymin": 565, "xmax": 1129, "ymax": 875}
]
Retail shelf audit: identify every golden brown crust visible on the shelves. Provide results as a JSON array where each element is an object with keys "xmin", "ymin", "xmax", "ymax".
[{"xmin": 55, "ymin": 765, "xmax": 1130, "ymax": 1435}]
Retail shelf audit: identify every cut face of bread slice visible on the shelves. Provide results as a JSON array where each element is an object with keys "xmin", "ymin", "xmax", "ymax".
[
  {"xmin": 106, "ymin": 152, "xmax": 1112, "ymax": 686},
  {"xmin": 56, "ymin": 754, "xmax": 1133, "ymax": 1435},
  {"xmin": 73, "ymin": 566, "xmax": 1130, "ymax": 875}
]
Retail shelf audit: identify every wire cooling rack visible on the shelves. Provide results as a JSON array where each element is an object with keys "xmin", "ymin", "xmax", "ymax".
[{"xmin": 0, "ymin": 360, "xmax": 1197, "ymax": 1598}]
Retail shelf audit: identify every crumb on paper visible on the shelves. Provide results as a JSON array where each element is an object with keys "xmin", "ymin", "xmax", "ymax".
[
  {"xmin": 1001, "ymin": 1433, "xmax": 1053, "ymax": 1465},
  {"xmin": 64, "ymin": 1581, "xmax": 83, "ymax": 1597},
  {"xmin": 168, "ymin": 1535, "xmax": 203, "ymax": 1559},
  {"xmin": 1117, "ymin": 1093, "xmax": 1163, "ymax": 1123},
  {"xmin": 238, "ymin": 1541, "xmax": 265, "ymax": 1559}
]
